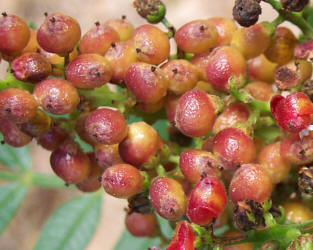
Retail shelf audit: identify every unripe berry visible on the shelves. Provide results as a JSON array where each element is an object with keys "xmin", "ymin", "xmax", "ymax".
[
  {"xmin": 101, "ymin": 163, "xmax": 143, "ymax": 198},
  {"xmin": 84, "ymin": 107, "xmax": 127, "ymax": 145},
  {"xmin": 270, "ymin": 92, "xmax": 313, "ymax": 133},
  {"xmin": 76, "ymin": 152, "xmax": 104, "ymax": 192},
  {"xmin": 229, "ymin": 163, "xmax": 273, "ymax": 203},
  {"xmin": 213, "ymin": 128, "xmax": 256, "ymax": 170},
  {"xmin": 179, "ymin": 149, "xmax": 222, "ymax": 184},
  {"xmin": 174, "ymin": 90, "xmax": 216, "ymax": 137},
  {"xmin": 125, "ymin": 62, "xmax": 168, "ymax": 104},
  {"xmin": 33, "ymin": 78, "xmax": 80, "ymax": 115},
  {"xmin": 208, "ymin": 17, "xmax": 237, "ymax": 46},
  {"xmin": 105, "ymin": 17, "xmax": 134, "ymax": 41},
  {"xmin": 133, "ymin": 24, "xmax": 170, "ymax": 65},
  {"xmin": 79, "ymin": 23, "xmax": 119, "ymax": 55},
  {"xmin": 283, "ymin": 201, "xmax": 313, "ymax": 223},
  {"xmin": 50, "ymin": 141, "xmax": 90, "ymax": 184},
  {"xmin": 37, "ymin": 12, "xmax": 81, "ymax": 54},
  {"xmin": 0, "ymin": 13, "xmax": 30, "ymax": 56},
  {"xmin": 125, "ymin": 212, "xmax": 158, "ymax": 237},
  {"xmin": 0, "ymin": 88, "xmax": 38, "ymax": 123},
  {"xmin": 150, "ymin": 177, "xmax": 186, "ymax": 221},
  {"xmin": 187, "ymin": 176, "xmax": 227, "ymax": 225},
  {"xmin": 175, "ymin": 19, "xmax": 218, "ymax": 54},
  {"xmin": 119, "ymin": 122, "xmax": 161, "ymax": 167},
  {"xmin": 244, "ymin": 81, "xmax": 274, "ymax": 102},
  {"xmin": 167, "ymin": 221, "xmax": 195, "ymax": 250},
  {"xmin": 66, "ymin": 54, "xmax": 112, "ymax": 89},
  {"xmin": 206, "ymin": 46, "xmax": 246, "ymax": 92},
  {"xmin": 247, "ymin": 54, "xmax": 277, "ymax": 83}
]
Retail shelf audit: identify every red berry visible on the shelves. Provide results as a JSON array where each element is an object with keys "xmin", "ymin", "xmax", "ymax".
[
  {"xmin": 270, "ymin": 92, "xmax": 313, "ymax": 133},
  {"xmin": 37, "ymin": 126, "xmax": 70, "ymax": 151},
  {"xmin": 94, "ymin": 143, "xmax": 122, "ymax": 169},
  {"xmin": 166, "ymin": 221, "xmax": 195, "ymax": 250},
  {"xmin": 125, "ymin": 212, "xmax": 158, "ymax": 237},
  {"xmin": 187, "ymin": 176, "xmax": 227, "ymax": 225},
  {"xmin": 101, "ymin": 163, "xmax": 143, "ymax": 198}
]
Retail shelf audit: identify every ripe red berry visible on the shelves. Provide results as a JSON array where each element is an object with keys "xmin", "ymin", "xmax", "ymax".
[
  {"xmin": 85, "ymin": 107, "xmax": 128, "ymax": 145},
  {"xmin": 0, "ymin": 88, "xmax": 38, "ymax": 124},
  {"xmin": 175, "ymin": 19, "xmax": 218, "ymax": 54},
  {"xmin": 174, "ymin": 90, "xmax": 216, "ymax": 137},
  {"xmin": 37, "ymin": 126, "xmax": 70, "ymax": 151},
  {"xmin": 213, "ymin": 128, "xmax": 256, "ymax": 170},
  {"xmin": 11, "ymin": 52, "xmax": 52, "ymax": 83},
  {"xmin": 66, "ymin": 54, "xmax": 112, "ymax": 89},
  {"xmin": 33, "ymin": 78, "xmax": 80, "ymax": 115},
  {"xmin": 125, "ymin": 212, "xmax": 158, "ymax": 237},
  {"xmin": 75, "ymin": 112, "xmax": 97, "ymax": 146},
  {"xmin": 270, "ymin": 92, "xmax": 313, "ymax": 133},
  {"xmin": 101, "ymin": 163, "xmax": 143, "ymax": 198},
  {"xmin": 150, "ymin": 177, "xmax": 186, "ymax": 221},
  {"xmin": 187, "ymin": 176, "xmax": 227, "ymax": 225},
  {"xmin": 119, "ymin": 122, "xmax": 161, "ymax": 167},
  {"xmin": 50, "ymin": 141, "xmax": 90, "ymax": 184},
  {"xmin": 94, "ymin": 143, "xmax": 123, "ymax": 169},
  {"xmin": 179, "ymin": 149, "xmax": 222, "ymax": 184},
  {"xmin": 37, "ymin": 12, "xmax": 81, "ymax": 54},
  {"xmin": 79, "ymin": 23, "xmax": 119, "ymax": 55},
  {"xmin": 167, "ymin": 221, "xmax": 195, "ymax": 250},
  {"xmin": 0, "ymin": 13, "xmax": 30, "ymax": 56},
  {"xmin": 229, "ymin": 163, "xmax": 273, "ymax": 203},
  {"xmin": 125, "ymin": 62, "xmax": 168, "ymax": 104}
]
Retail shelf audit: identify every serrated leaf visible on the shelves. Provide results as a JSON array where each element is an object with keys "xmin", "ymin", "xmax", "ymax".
[
  {"xmin": 0, "ymin": 133, "xmax": 31, "ymax": 170},
  {"xmin": 0, "ymin": 184, "xmax": 28, "ymax": 235},
  {"xmin": 34, "ymin": 193, "xmax": 102, "ymax": 250},
  {"xmin": 114, "ymin": 230, "xmax": 163, "ymax": 250}
]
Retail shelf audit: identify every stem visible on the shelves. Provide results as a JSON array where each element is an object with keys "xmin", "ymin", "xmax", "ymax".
[
  {"xmin": 271, "ymin": 14, "xmax": 284, "ymax": 27},
  {"xmin": 161, "ymin": 17, "xmax": 175, "ymax": 38},
  {"xmin": 168, "ymin": 155, "xmax": 180, "ymax": 165},
  {"xmin": 0, "ymin": 169, "xmax": 71, "ymax": 189},
  {"xmin": 264, "ymin": 0, "xmax": 313, "ymax": 38}
]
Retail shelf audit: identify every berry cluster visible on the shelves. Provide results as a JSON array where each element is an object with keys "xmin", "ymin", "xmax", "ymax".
[{"xmin": 1, "ymin": 0, "xmax": 313, "ymax": 249}]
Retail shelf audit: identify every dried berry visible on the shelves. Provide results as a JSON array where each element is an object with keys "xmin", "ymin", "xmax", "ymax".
[
  {"xmin": 298, "ymin": 166, "xmax": 313, "ymax": 195},
  {"xmin": 233, "ymin": 0, "xmax": 261, "ymax": 27},
  {"xmin": 281, "ymin": 0, "xmax": 309, "ymax": 12}
]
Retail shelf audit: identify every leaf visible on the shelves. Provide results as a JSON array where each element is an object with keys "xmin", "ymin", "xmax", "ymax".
[
  {"xmin": 156, "ymin": 214, "xmax": 173, "ymax": 240},
  {"xmin": 0, "ymin": 133, "xmax": 31, "ymax": 170},
  {"xmin": 0, "ymin": 184, "xmax": 28, "ymax": 234},
  {"xmin": 254, "ymin": 126, "xmax": 282, "ymax": 144},
  {"xmin": 114, "ymin": 230, "xmax": 163, "ymax": 250},
  {"xmin": 34, "ymin": 193, "xmax": 102, "ymax": 250}
]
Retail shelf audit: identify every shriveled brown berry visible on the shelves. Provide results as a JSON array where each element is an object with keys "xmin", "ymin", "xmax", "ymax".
[
  {"xmin": 281, "ymin": 0, "xmax": 309, "ymax": 12},
  {"xmin": 0, "ymin": 117, "xmax": 32, "ymax": 147},
  {"xmin": 0, "ymin": 88, "xmax": 38, "ymax": 123},
  {"xmin": 66, "ymin": 54, "xmax": 112, "ymax": 89},
  {"xmin": 101, "ymin": 163, "xmax": 143, "ymax": 198},
  {"xmin": 79, "ymin": 24, "xmax": 119, "ymax": 55},
  {"xmin": 33, "ymin": 78, "xmax": 80, "ymax": 115},
  {"xmin": 233, "ymin": 0, "xmax": 261, "ymax": 27},
  {"xmin": 85, "ymin": 107, "xmax": 128, "ymax": 145},
  {"xmin": 94, "ymin": 143, "xmax": 122, "ymax": 169},
  {"xmin": 76, "ymin": 152, "xmax": 104, "ymax": 192},
  {"xmin": 298, "ymin": 166, "xmax": 313, "ymax": 195},
  {"xmin": 11, "ymin": 52, "xmax": 52, "ymax": 83},
  {"xmin": 50, "ymin": 141, "xmax": 90, "ymax": 184},
  {"xmin": 37, "ymin": 12, "xmax": 81, "ymax": 54},
  {"xmin": 125, "ymin": 212, "xmax": 157, "ymax": 237},
  {"xmin": 149, "ymin": 177, "xmax": 186, "ymax": 221}
]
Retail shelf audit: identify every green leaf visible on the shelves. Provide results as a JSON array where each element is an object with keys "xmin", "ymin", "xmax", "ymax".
[
  {"xmin": 156, "ymin": 214, "xmax": 173, "ymax": 240},
  {"xmin": 254, "ymin": 126, "xmax": 282, "ymax": 144},
  {"xmin": 34, "ymin": 193, "xmax": 102, "ymax": 250},
  {"xmin": 0, "ymin": 184, "xmax": 28, "ymax": 234},
  {"xmin": 0, "ymin": 133, "xmax": 31, "ymax": 170},
  {"xmin": 114, "ymin": 230, "xmax": 163, "ymax": 250}
]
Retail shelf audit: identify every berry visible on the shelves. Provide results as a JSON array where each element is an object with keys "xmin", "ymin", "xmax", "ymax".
[
  {"xmin": 105, "ymin": 17, "xmax": 134, "ymax": 41},
  {"xmin": 298, "ymin": 166, "xmax": 313, "ymax": 195},
  {"xmin": 11, "ymin": 52, "xmax": 52, "ymax": 83},
  {"xmin": 37, "ymin": 126, "xmax": 70, "ymax": 151},
  {"xmin": 125, "ymin": 212, "xmax": 157, "ymax": 237},
  {"xmin": 149, "ymin": 177, "xmax": 186, "ymax": 221},
  {"xmin": 33, "ymin": 78, "xmax": 80, "ymax": 115},
  {"xmin": 22, "ymin": 29, "xmax": 40, "ymax": 54},
  {"xmin": 50, "ymin": 141, "xmax": 90, "ymax": 184},
  {"xmin": 208, "ymin": 17, "xmax": 237, "ymax": 46},
  {"xmin": 270, "ymin": 92, "xmax": 313, "ymax": 133},
  {"xmin": 174, "ymin": 90, "xmax": 216, "ymax": 137},
  {"xmin": 66, "ymin": 54, "xmax": 112, "ymax": 89},
  {"xmin": 0, "ymin": 13, "xmax": 30, "ymax": 56},
  {"xmin": 187, "ymin": 176, "xmax": 227, "ymax": 225},
  {"xmin": 175, "ymin": 19, "xmax": 218, "ymax": 54},
  {"xmin": 244, "ymin": 81, "xmax": 274, "ymax": 102},
  {"xmin": 79, "ymin": 23, "xmax": 119, "ymax": 55},
  {"xmin": 191, "ymin": 52, "xmax": 211, "ymax": 81},
  {"xmin": 101, "ymin": 163, "xmax": 143, "ymax": 198},
  {"xmin": 229, "ymin": 163, "xmax": 273, "ymax": 203},
  {"xmin": 37, "ymin": 12, "xmax": 81, "ymax": 54},
  {"xmin": 283, "ymin": 201, "xmax": 313, "ymax": 223},
  {"xmin": 85, "ymin": 107, "xmax": 128, "ymax": 145},
  {"xmin": 247, "ymin": 54, "xmax": 277, "ymax": 83},
  {"xmin": 167, "ymin": 221, "xmax": 195, "ymax": 250},
  {"xmin": 125, "ymin": 62, "xmax": 168, "ymax": 103},
  {"xmin": 0, "ymin": 88, "xmax": 38, "ymax": 123},
  {"xmin": 233, "ymin": 0, "xmax": 261, "ymax": 27},
  {"xmin": 75, "ymin": 111, "xmax": 97, "ymax": 146},
  {"xmin": 281, "ymin": 0, "xmax": 309, "ymax": 12},
  {"xmin": 94, "ymin": 144, "xmax": 122, "ymax": 169}
]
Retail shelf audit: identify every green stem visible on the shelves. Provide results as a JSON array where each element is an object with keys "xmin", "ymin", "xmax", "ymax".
[
  {"xmin": 264, "ymin": 0, "xmax": 313, "ymax": 38},
  {"xmin": 161, "ymin": 17, "xmax": 175, "ymax": 38},
  {"xmin": 0, "ymin": 169, "xmax": 71, "ymax": 189},
  {"xmin": 168, "ymin": 155, "xmax": 180, "ymax": 165}
]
